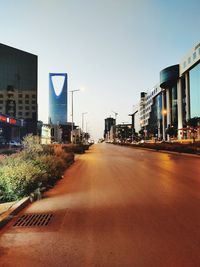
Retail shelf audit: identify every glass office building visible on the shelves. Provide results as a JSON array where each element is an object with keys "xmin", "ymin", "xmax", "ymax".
[
  {"xmin": 189, "ymin": 62, "xmax": 200, "ymax": 117},
  {"xmin": 171, "ymin": 85, "xmax": 178, "ymax": 126},
  {"xmin": 135, "ymin": 42, "xmax": 200, "ymax": 140},
  {"xmin": 0, "ymin": 43, "xmax": 38, "ymax": 140},
  {"xmin": 49, "ymin": 73, "xmax": 68, "ymax": 125}
]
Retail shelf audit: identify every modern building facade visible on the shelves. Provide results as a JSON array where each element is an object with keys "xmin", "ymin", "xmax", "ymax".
[
  {"xmin": 160, "ymin": 42, "xmax": 200, "ymax": 139},
  {"xmin": 132, "ymin": 41, "xmax": 200, "ymax": 141},
  {"xmin": 115, "ymin": 124, "xmax": 132, "ymax": 142},
  {"xmin": 41, "ymin": 124, "xmax": 51, "ymax": 145},
  {"xmin": 129, "ymin": 104, "xmax": 140, "ymax": 135},
  {"xmin": 49, "ymin": 73, "xmax": 68, "ymax": 125},
  {"xmin": 104, "ymin": 117, "xmax": 116, "ymax": 140},
  {"xmin": 0, "ymin": 43, "xmax": 38, "ymax": 141}
]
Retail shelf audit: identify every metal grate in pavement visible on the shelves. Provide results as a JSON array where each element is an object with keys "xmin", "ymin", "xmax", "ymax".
[{"xmin": 13, "ymin": 213, "xmax": 53, "ymax": 227}]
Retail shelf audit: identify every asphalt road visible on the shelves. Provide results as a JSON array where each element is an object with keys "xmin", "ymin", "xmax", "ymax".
[{"xmin": 0, "ymin": 144, "xmax": 200, "ymax": 267}]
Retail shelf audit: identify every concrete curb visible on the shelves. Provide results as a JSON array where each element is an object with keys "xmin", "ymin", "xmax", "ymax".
[
  {"xmin": 113, "ymin": 144, "xmax": 200, "ymax": 158},
  {"xmin": 135, "ymin": 147, "xmax": 200, "ymax": 158},
  {"xmin": 0, "ymin": 197, "xmax": 30, "ymax": 230},
  {"xmin": 142, "ymin": 147, "xmax": 200, "ymax": 158},
  {"xmin": 155, "ymin": 149, "xmax": 200, "ymax": 158}
]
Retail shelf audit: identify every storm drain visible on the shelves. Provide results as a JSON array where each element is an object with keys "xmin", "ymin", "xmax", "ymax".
[{"xmin": 13, "ymin": 213, "xmax": 53, "ymax": 227}]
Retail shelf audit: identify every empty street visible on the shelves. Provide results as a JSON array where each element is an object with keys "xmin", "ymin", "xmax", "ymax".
[{"xmin": 0, "ymin": 144, "xmax": 200, "ymax": 267}]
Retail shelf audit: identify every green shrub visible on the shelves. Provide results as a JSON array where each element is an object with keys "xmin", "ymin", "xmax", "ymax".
[
  {"xmin": 21, "ymin": 134, "xmax": 43, "ymax": 159},
  {"xmin": 0, "ymin": 156, "xmax": 46, "ymax": 201},
  {"xmin": 0, "ymin": 136, "xmax": 75, "ymax": 202},
  {"xmin": 61, "ymin": 144, "xmax": 85, "ymax": 154},
  {"xmin": 37, "ymin": 149, "xmax": 74, "ymax": 183},
  {"xmin": 0, "ymin": 149, "xmax": 17, "ymax": 156}
]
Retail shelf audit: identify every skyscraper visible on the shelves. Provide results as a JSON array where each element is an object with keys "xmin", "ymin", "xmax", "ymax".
[
  {"xmin": 104, "ymin": 117, "xmax": 116, "ymax": 139},
  {"xmin": 49, "ymin": 73, "xmax": 68, "ymax": 125},
  {"xmin": 0, "ymin": 43, "xmax": 37, "ymax": 140}
]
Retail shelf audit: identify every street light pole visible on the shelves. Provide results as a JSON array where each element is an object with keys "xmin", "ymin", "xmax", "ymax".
[
  {"xmin": 70, "ymin": 89, "xmax": 80, "ymax": 143},
  {"xmin": 81, "ymin": 112, "xmax": 87, "ymax": 133}
]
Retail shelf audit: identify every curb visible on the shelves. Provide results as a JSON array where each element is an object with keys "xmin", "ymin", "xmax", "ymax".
[
  {"xmin": 155, "ymin": 149, "xmax": 200, "ymax": 158},
  {"xmin": 0, "ymin": 197, "xmax": 30, "ymax": 230},
  {"xmin": 142, "ymin": 147, "xmax": 200, "ymax": 158},
  {"xmin": 113, "ymin": 144, "xmax": 200, "ymax": 158}
]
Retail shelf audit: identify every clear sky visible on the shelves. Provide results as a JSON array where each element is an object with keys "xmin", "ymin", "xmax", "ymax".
[{"xmin": 0, "ymin": 0, "xmax": 200, "ymax": 140}]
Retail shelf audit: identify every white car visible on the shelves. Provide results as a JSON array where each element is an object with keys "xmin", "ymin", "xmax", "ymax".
[{"xmin": 8, "ymin": 141, "xmax": 21, "ymax": 147}]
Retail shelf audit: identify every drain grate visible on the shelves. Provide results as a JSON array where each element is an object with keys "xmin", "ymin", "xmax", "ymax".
[{"xmin": 13, "ymin": 213, "xmax": 53, "ymax": 227}]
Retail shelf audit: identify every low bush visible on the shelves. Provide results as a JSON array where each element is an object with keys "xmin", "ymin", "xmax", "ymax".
[
  {"xmin": 0, "ymin": 135, "xmax": 74, "ymax": 202},
  {"xmin": 0, "ymin": 149, "xmax": 17, "ymax": 156},
  {"xmin": 126, "ymin": 142, "xmax": 199, "ymax": 154},
  {"xmin": 0, "ymin": 157, "xmax": 46, "ymax": 201},
  {"xmin": 60, "ymin": 144, "xmax": 86, "ymax": 154}
]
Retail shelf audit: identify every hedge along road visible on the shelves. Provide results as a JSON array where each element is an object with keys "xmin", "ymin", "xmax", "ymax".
[{"xmin": 0, "ymin": 143, "xmax": 200, "ymax": 267}]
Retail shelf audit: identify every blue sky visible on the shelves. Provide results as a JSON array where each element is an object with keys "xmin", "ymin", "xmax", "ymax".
[{"xmin": 0, "ymin": 0, "xmax": 200, "ymax": 140}]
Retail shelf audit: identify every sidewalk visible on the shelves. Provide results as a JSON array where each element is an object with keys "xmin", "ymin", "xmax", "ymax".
[
  {"xmin": 0, "ymin": 201, "xmax": 17, "ymax": 215},
  {"xmin": 0, "ymin": 153, "xmax": 81, "ymax": 228},
  {"xmin": 0, "ymin": 197, "xmax": 30, "ymax": 229}
]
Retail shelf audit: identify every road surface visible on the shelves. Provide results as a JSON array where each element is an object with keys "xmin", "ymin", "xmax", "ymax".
[{"xmin": 0, "ymin": 144, "xmax": 200, "ymax": 267}]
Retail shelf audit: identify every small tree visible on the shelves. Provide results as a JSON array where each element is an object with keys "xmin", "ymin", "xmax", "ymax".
[
  {"xmin": 187, "ymin": 117, "xmax": 200, "ymax": 128},
  {"xmin": 187, "ymin": 117, "xmax": 200, "ymax": 143},
  {"xmin": 139, "ymin": 128, "xmax": 144, "ymax": 140},
  {"xmin": 166, "ymin": 124, "xmax": 175, "ymax": 137}
]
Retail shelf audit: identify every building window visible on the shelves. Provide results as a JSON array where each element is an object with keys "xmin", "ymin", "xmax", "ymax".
[
  {"xmin": 25, "ymin": 112, "xmax": 30, "ymax": 116},
  {"xmin": 25, "ymin": 94, "xmax": 29, "ymax": 98},
  {"xmin": 18, "ymin": 100, "xmax": 23, "ymax": 104},
  {"xmin": 18, "ymin": 106, "xmax": 23, "ymax": 110},
  {"xmin": 32, "ymin": 100, "xmax": 36, "ymax": 104},
  {"xmin": 25, "ymin": 100, "xmax": 29, "ymax": 104},
  {"xmin": 32, "ymin": 94, "xmax": 36, "ymax": 99},
  {"xmin": 0, "ymin": 94, "xmax": 3, "ymax": 98},
  {"xmin": 188, "ymin": 57, "xmax": 191, "ymax": 64},
  {"xmin": 18, "ymin": 112, "xmax": 22, "ymax": 116},
  {"xmin": 0, "ymin": 100, "xmax": 3, "ymax": 104},
  {"xmin": 25, "ymin": 106, "xmax": 30, "ymax": 110},
  {"xmin": 32, "ymin": 106, "xmax": 36, "ymax": 110},
  {"xmin": 193, "ymin": 52, "xmax": 196, "ymax": 60},
  {"xmin": 18, "ymin": 94, "xmax": 23, "ymax": 98},
  {"xmin": 8, "ymin": 93, "xmax": 14, "ymax": 98},
  {"xmin": 7, "ymin": 85, "xmax": 14, "ymax": 91}
]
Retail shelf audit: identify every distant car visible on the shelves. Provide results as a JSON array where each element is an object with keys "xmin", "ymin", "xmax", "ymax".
[{"xmin": 8, "ymin": 141, "xmax": 21, "ymax": 147}]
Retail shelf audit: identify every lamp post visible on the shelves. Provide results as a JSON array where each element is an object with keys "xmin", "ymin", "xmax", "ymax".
[
  {"xmin": 70, "ymin": 89, "xmax": 80, "ymax": 143},
  {"xmin": 162, "ymin": 109, "xmax": 167, "ymax": 141},
  {"xmin": 81, "ymin": 112, "xmax": 87, "ymax": 143},
  {"xmin": 81, "ymin": 112, "xmax": 87, "ymax": 133}
]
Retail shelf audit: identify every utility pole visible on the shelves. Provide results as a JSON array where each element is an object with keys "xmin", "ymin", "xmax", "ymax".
[
  {"xmin": 81, "ymin": 112, "xmax": 87, "ymax": 143},
  {"xmin": 70, "ymin": 89, "xmax": 80, "ymax": 143},
  {"xmin": 81, "ymin": 112, "xmax": 87, "ymax": 132}
]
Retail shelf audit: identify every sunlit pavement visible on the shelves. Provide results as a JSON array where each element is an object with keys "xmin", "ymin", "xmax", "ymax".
[{"xmin": 0, "ymin": 144, "xmax": 200, "ymax": 267}]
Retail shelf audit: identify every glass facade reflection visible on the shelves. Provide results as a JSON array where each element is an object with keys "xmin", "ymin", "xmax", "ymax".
[
  {"xmin": 49, "ymin": 73, "xmax": 68, "ymax": 125},
  {"xmin": 171, "ymin": 85, "xmax": 178, "ymax": 126},
  {"xmin": 147, "ymin": 94, "xmax": 162, "ymax": 137},
  {"xmin": 0, "ymin": 43, "xmax": 38, "ymax": 137},
  {"xmin": 189, "ymin": 62, "xmax": 200, "ymax": 117}
]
